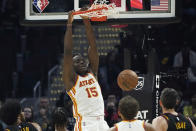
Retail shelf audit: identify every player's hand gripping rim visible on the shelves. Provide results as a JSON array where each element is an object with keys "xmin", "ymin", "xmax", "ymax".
[
  {"xmin": 67, "ymin": 10, "xmax": 74, "ymax": 25},
  {"xmin": 79, "ymin": 7, "xmax": 90, "ymax": 20}
]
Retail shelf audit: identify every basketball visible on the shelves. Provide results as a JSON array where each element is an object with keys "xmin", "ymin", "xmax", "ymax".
[{"xmin": 117, "ymin": 69, "xmax": 138, "ymax": 91}]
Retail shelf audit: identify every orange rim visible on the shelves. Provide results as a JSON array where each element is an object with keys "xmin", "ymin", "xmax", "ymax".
[
  {"xmin": 91, "ymin": 16, "xmax": 107, "ymax": 21},
  {"xmin": 72, "ymin": 7, "xmax": 108, "ymax": 15}
]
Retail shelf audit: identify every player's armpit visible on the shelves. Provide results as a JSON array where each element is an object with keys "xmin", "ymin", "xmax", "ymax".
[
  {"xmin": 144, "ymin": 122, "xmax": 156, "ymax": 131},
  {"xmin": 152, "ymin": 116, "xmax": 168, "ymax": 131}
]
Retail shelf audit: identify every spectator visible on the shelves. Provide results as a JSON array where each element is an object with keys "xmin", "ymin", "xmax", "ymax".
[
  {"xmin": 175, "ymin": 91, "xmax": 190, "ymax": 114},
  {"xmin": 35, "ymin": 107, "xmax": 50, "ymax": 131},
  {"xmin": 0, "ymin": 99, "xmax": 37, "ymax": 131},
  {"xmin": 23, "ymin": 106, "xmax": 42, "ymax": 131},
  {"xmin": 105, "ymin": 102, "xmax": 118, "ymax": 127},
  {"xmin": 105, "ymin": 95, "xmax": 119, "ymax": 126},
  {"xmin": 34, "ymin": 97, "xmax": 51, "ymax": 131},
  {"xmin": 107, "ymin": 94, "xmax": 117, "ymax": 105},
  {"xmin": 173, "ymin": 44, "xmax": 196, "ymax": 97},
  {"xmin": 173, "ymin": 44, "xmax": 196, "ymax": 68},
  {"xmin": 23, "ymin": 106, "xmax": 34, "ymax": 122},
  {"xmin": 38, "ymin": 97, "xmax": 50, "ymax": 109}
]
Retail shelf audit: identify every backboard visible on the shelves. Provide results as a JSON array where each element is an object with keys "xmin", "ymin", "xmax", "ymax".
[{"xmin": 21, "ymin": 0, "xmax": 181, "ymax": 26}]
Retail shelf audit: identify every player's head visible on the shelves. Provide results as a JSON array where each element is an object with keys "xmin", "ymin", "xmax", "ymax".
[
  {"xmin": 118, "ymin": 95, "xmax": 139, "ymax": 120},
  {"xmin": 52, "ymin": 107, "xmax": 68, "ymax": 129},
  {"xmin": 73, "ymin": 53, "xmax": 89, "ymax": 76},
  {"xmin": 0, "ymin": 99, "xmax": 21, "ymax": 125},
  {"xmin": 160, "ymin": 88, "xmax": 178, "ymax": 109}
]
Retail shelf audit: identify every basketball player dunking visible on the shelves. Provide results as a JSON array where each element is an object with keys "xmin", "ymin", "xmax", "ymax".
[{"xmin": 63, "ymin": 11, "xmax": 109, "ymax": 131}]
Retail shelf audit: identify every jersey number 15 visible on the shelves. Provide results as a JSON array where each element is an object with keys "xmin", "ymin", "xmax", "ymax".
[{"xmin": 86, "ymin": 87, "xmax": 98, "ymax": 98}]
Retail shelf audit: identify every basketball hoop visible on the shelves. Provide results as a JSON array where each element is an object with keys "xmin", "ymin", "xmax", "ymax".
[
  {"xmin": 72, "ymin": 0, "xmax": 119, "ymax": 22},
  {"xmin": 91, "ymin": 16, "xmax": 107, "ymax": 21}
]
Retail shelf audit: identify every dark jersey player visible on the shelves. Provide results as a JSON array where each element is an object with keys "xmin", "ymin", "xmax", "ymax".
[{"xmin": 152, "ymin": 88, "xmax": 196, "ymax": 131}]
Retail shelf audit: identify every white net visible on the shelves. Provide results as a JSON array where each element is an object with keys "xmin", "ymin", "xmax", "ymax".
[{"xmin": 80, "ymin": 0, "xmax": 119, "ymax": 18}]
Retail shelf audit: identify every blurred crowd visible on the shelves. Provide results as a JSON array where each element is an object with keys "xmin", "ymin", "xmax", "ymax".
[{"xmin": 0, "ymin": 0, "xmax": 196, "ymax": 130}]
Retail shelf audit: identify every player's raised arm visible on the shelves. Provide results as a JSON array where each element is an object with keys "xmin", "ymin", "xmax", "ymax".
[
  {"xmin": 63, "ymin": 11, "xmax": 76, "ymax": 92},
  {"xmin": 82, "ymin": 16, "xmax": 99, "ymax": 77}
]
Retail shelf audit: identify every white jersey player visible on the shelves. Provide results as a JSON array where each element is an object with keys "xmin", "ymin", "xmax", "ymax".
[
  {"xmin": 63, "ymin": 11, "xmax": 109, "ymax": 131},
  {"xmin": 108, "ymin": 96, "xmax": 155, "ymax": 131},
  {"xmin": 115, "ymin": 120, "xmax": 145, "ymax": 131}
]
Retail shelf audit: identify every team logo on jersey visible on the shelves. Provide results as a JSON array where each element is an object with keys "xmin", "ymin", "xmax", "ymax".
[
  {"xmin": 134, "ymin": 77, "xmax": 144, "ymax": 90},
  {"xmin": 33, "ymin": 0, "xmax": 49, "ymax": 13}
]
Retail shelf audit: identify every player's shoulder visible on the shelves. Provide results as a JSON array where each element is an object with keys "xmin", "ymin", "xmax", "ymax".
[
  {"xmin": 115, "ymin": 121, "xmax": 123, "ymax": 126},
  {"xmin": 117, "ymin": 120, "xmax": 143, "ymax": 125},
  {"xmin": 153, "ymin": 116, "xmax": 167, "ymax": 123},
  {"xmin": 153, "ymin": 115, "xmax": 165, "ymax": 121},
  {"xmin": 88, "ymin": 71, "xmax": 98, "ymax": 79},
  {"xmin": 152, "ymin": 115, "xmax": 168, "ymax": 127}
]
